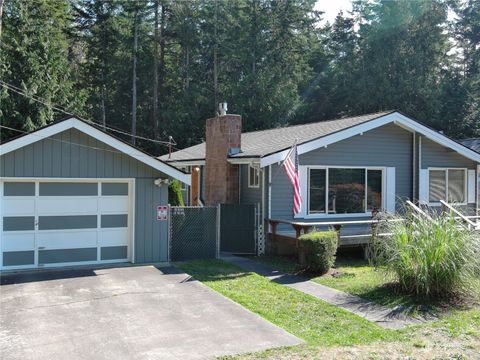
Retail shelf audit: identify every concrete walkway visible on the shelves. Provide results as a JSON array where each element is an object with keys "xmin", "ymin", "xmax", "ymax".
[{"xmin": 220, "ymin": 255, "xmax": 424, "ymax": 330}]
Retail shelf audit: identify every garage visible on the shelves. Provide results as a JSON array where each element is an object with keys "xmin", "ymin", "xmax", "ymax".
[
  {"xmin": 1, "ymin": 179, "xmax": 134, "ymax": 269},
  {"xmin": 0, "ymin": 117, "xmax": 190, "ymax": 271}
]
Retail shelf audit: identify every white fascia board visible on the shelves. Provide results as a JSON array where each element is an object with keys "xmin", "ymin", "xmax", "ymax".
[
  {"xmin": 228, "ymin": 157, "xmax": 260, "ymax": 165},
  {"xmin": 260, "ymin": 112, "xmax": 480, "ymax": 167},
  {"xmin": 392, "ymin": 113, "xmax": 480, "ymax": 163},
  {"xmin": 1, "ymin": 117, "xmax": 77, "ymax": 155},
  {"xmin": 0, "ymin": 117, "xmax": 191, "ymax": 185},
  {"xmin": 167, "ymin": 160, "xmax": 206, "ymax": 167}
]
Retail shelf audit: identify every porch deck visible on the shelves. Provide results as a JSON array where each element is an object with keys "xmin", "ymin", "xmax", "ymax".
[{"xmin": 267, "ymin": 218, "xmax": 398, "ymax": 256}]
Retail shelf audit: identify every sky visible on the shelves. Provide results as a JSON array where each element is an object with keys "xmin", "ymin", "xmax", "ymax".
[
  {"xmin": 315, "ymin": 0, "xmax": 353, "ymax": 24},
  {"xmin": 314, "ymin": 0, "xmax": 458, "ymax": 24}
]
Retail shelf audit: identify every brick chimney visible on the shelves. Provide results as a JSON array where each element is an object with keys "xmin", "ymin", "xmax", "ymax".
[{"xmin": 204, "ymin": 108, "xmax": 241, "ymax": 206}]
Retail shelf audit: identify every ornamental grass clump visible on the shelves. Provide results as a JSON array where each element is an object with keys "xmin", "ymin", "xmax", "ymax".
[
  {"xmin": 370, "ymin": 211, "xmax": 480, "ymax": 300},
  {"xmin": 298, "ymin": 231, "xmax": 338, "ymax": 274}
]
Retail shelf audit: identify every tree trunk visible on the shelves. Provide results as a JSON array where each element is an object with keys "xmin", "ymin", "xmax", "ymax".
[
  {"xmin": 158, "ymin": 1, "xmax": 166, "ymax": 130},
  {"xmin": 185, "ymin": 45, "xmax": 190, "ymax": 90},
  {"xmin": 131, "ymin": 8, "xmax": 138, "ymax": 145},
  {"xmin": 0, "ymin": 0, "xmax": 4, "ymax": 39},
  {"xmin": 101, "ymin": 85, "xmax": 106, "ymax": 129},
  {"xmin": 213, "ymin": 0, "xmax": 218, "ymax": 114},
  {"xmin": 153, "ymin": 0, "xmax": 159, "ymax": 139}
]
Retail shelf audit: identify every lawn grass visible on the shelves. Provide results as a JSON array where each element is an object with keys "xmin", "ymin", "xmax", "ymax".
[
  {"xmin": 312, "ymin": 259, "xmax": 418, "ymax": 308},
  {"xmin": 251, "ymin": 255, "xmax": 430, "ymax": 309},
  {"xmin": 180, "ymin": 258, "xmax": 480, "ymax": 359},
  {"xmin": 179, "ymin": 259, "xmax": 395, "ymax": 347}
]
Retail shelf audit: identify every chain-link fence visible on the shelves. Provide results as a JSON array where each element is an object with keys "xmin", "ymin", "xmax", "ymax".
[{"xmin": 169, "ymin": 206, "xmax": 219, "ymax": 261}]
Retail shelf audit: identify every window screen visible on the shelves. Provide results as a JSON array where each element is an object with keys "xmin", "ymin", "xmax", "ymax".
[
  {"xmin": 248, "ymin": 166, "xmax": 259, "ymax": 187},
  {"xmin": 429, "ymin": 170, "xmax": 446, "ymax": 203},
  {"xmin": 448, "ymin": 169, "xmax": 465, "ymax": 203}
]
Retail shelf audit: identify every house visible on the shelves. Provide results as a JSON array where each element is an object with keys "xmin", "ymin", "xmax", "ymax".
[
  {"xmin": 0, "ymin": 117, "xmax": 190, "ymax": 270},
  {"xmin": 162, "ymin": 109, "xmax": 480, "ymax": 247}
]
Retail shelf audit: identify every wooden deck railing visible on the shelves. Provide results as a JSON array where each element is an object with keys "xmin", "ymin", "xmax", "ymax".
[
  {"xmin": 440, "ymin": 200, "xmax": 479, "ymax": 231},
  {"xmin": 267, "ymin": 217, "xmax": 403, "ymax": 247}
]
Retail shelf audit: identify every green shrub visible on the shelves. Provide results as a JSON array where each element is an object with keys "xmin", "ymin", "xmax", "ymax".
[
  {"xmin": 168, "ymin": 180, "xmax": 184, "ymax": 206},
  {"xmin": 370, "ymin": 210, "xmax": 480, "ymax": 299},
  {"xmin": 298, "ymin": 231, "xmax": 338, "ymax": 274}
]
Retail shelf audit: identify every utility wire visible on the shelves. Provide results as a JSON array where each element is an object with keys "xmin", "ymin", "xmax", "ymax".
[
  {"xmin": 0, "ymin": 124, "xmax": 186, "ymax": 161},
  {"xmin": 0, "ymin": 80, "xmax": 174, "ymax": 146}
]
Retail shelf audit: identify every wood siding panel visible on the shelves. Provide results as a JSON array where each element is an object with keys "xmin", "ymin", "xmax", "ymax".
[
  {"xmin": 33, "ymin": 140, "xmax": 43, "ymax": 177},
  {"xmin": 61, "ymin": 130, "xmax": 71, "ymax": 177},
  {"xmin": 51, "ymin": 134, "xmax": 62, "ymax": 177},
  {"xmin": 421, "ymin": 138, "xmax": 476, "ymax": 169}
]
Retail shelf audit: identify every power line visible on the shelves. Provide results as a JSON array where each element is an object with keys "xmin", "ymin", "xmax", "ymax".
[
  {"xmin": 0, "ymin": 80, "xmax": 174, "ymax": 146},
  {"xmin": 0, "ymin": 124, "xmax": 183, "ymax": 161}
]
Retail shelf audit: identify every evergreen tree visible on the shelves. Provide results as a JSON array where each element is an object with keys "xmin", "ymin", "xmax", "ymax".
[{"xmin": 0, "ymin": 0, "xmax": 85, "ymax": 140}]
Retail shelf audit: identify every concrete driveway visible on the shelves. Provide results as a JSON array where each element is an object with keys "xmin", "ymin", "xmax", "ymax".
[{"xmin": 0, "ymin": 265, "xmax": 301, "ymax": 360}]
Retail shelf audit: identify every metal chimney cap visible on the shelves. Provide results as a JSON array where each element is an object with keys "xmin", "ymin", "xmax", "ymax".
[{"xmin": 219, "ymin": 102, "xmax": 228, "ymax": 116}]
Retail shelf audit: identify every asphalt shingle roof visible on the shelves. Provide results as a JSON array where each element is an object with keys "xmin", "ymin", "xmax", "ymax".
[
  {"xmin": 460, "ymin": 138, "xmax": 480, "ymax": 153},
  {"xmin": 161, "ymin": 110, "xmax": 395, "ymax": 162}
]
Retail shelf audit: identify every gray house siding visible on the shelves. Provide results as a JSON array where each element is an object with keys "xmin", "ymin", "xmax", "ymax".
[
  {"xmin": 270, "ymin": 123, "xmax": 413, "ymax": 226},
  {"xmin": 421, "ymin": 137, "xmax": 477, "ymax": 169},
  {"xmin": 0, "ymin": 128, "xmax": 170, "ymax": 263}
]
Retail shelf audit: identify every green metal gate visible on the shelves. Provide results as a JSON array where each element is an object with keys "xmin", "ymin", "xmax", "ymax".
[
  {"xmin": 220, "ymin": 204, "xmax": 257, "ymax": 254},
  {"xmin": 169, "ymin": 206, "xmax": 219, "ymax": 261}
]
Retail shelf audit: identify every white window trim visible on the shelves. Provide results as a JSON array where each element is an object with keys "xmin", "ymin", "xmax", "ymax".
[
  {"xmin": 248, "ymin": 165, "xmax": 260, "ymax": 188},
  {"xmin": 300, "ymin": 165, "xmax": 386, "ymax": 219},
  {"xmin": 427, "ymin": 167, "xmax": 468, "ymax": 206}
]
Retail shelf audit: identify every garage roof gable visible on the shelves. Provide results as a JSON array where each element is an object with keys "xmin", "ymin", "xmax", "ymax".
[{"xmin": 0, "ymin": 117, "xmax": 191, "ymax": 185}]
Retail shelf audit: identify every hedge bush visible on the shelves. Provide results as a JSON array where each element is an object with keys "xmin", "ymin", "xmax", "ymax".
[
  {"xmin": 298, "ymin": 231, "xmax": 338, "ymax": 274},
  {"xmin": 168, "ymin": 180, "xmax": 184, "ymax": 206}
]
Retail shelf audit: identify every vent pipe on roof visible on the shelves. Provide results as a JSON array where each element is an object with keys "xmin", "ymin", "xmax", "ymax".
[{"xmin": 219, "ymin": 102, "xmax": 228, "ymax": 116}]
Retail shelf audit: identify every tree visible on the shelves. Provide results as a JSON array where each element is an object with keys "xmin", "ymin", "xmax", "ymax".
[
  {"xmin": 452, "ymin": 0, "xmax": 480, "ymax": 137},
  {"xmin": 0, "ymin": 0, "xmax": 85, "ymax": 141}
]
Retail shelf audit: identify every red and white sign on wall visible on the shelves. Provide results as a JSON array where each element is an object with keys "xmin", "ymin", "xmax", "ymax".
[{"xmin": 156, "ymin": 205, "xmax": 168, "ymax": 221}]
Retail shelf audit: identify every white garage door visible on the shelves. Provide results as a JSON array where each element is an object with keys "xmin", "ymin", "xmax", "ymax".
[{"xmin": 0, "ymin": 179, "xmax": 134, "ymax": 270}]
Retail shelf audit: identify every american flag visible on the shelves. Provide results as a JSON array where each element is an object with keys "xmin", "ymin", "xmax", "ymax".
[{"xmin": 283, "ymin": 143, "xmax": 302, "ymax": 215}]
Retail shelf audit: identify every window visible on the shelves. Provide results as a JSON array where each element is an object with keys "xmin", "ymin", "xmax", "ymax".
[
  {"xmin": 248, "ymin": 165, "xmax": 260, "ymax": 188},
  {"xmin": 428, "ymin": 168, "xmax": 466, "ymax": 204},
  {"xmin": 309, "ymin": 169, "xmax": 326, "ymax": 213},
  {"xmin": 308, "ymin": 167, "xmax": 383, "ymax": 215},
  {"xmin": 178, "ymin": 167, "xmax": 188, "ymax": 190}
]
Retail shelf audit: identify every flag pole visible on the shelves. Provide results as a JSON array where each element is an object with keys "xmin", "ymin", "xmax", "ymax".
[{"xmin": 281, "ymin": 138, "xmax": 298, "ymax": 167}]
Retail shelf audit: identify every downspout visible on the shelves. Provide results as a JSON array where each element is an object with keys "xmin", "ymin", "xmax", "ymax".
[
  {"xmin": 412, "ymin": 132, "xmax": 416, "ymax": 202},
  {"xmin": 419, "ymin": 135, "xmax": 422, "ymax": 204},
  {"xmin": 419, "ymin": 136, "xmax": 422, "ymax": 177},
  {"xmin": 268, "ymin": 165, "xmax": 272, "ymax": 232},
  {"xmin": 238, "ymin": 164, "xmax": 242, "ymax": 203},
  {"xmin": 260, "ymin": 166, "xmax": 266, "ymax": 255}
]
